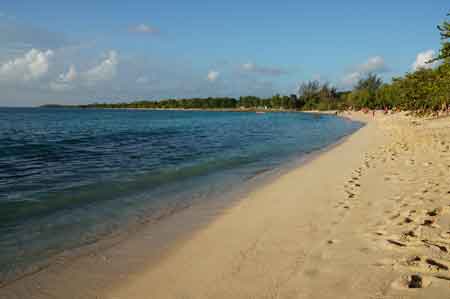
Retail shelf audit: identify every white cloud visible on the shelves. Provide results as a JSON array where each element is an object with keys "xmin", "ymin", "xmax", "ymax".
[
  {"xmin": 241, "ymin": 62, "xmax": 287, "ymax": 76},
  {"xmin": 49, "ymin": 65, "xmax": 77, "ymax": 92},
  {"xmin": 207, "ymin": 70, "xmax": 219, "ymax": 82},
  {"xmin": 82, "ymin": 50, "xmax": 118, "ymax": 83},
  {"xmin": 0, "ymin": 49, "xmax": 120, "ymax": 93},
  {"xmin": 60, "ymin": 65, "xmax": 77, "ymax": 82},
  {"xmin": 48, "ymin": 51, "xmax": 120, "ymax": 92},
  {"xmin": 359, "ymin": 56, "xmax": 387, "ymax": 73},
  {"xmin": 340, "ymin": 56, "xmax": 388, "ymax": 87},
  {"xmin": 131, "ymin": 24, "xmax": 159, "ymax": 34},
  {"xmin": 0, "ymin": 48, "xmax": 53, "ymax": 82},
  {"xmin": 412, "ymin": 49, "xmax": 437, "ymax": 71}
]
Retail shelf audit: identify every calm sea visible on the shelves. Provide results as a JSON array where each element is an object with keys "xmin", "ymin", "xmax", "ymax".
[{"xmin": 0, "ymin": 108, "xmax": 362, "ymax": 283}]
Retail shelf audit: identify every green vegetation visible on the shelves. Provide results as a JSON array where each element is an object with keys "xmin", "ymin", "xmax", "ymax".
[
  {"xmin": 84, "ymin": 98, "xmax": 238, "ymax": 109},
  {"xmin": 81, "ymin": 95, "xmax": 301, "ymax": 110},
  {"xmin": 81, "ymin": 13, "xmax": 449, "ymax": 114}
]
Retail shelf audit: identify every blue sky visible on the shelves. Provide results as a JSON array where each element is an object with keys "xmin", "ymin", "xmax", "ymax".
[{"xmin": 0, "ymin": 0, "xmax": 448, "ymax": 106}]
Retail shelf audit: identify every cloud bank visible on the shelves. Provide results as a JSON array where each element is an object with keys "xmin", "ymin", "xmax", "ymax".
[
  {"xmin": 0, "ymin": 20, "xmax": 297, "ymax": 106},
  {"xmin": 0, "ymin": 48, "xmax": 54, "ymax": 82}
]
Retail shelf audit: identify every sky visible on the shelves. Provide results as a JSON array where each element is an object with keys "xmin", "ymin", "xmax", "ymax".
[{"xmin": 0, "ymin": 1, "xmax": 448, "ymax": 106}]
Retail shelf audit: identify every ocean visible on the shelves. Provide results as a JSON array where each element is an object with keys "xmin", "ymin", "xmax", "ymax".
[{"xmin": 0, "ymin": 108, "xmax": 363, "ymax": 284}]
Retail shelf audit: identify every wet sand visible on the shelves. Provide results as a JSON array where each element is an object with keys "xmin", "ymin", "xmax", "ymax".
[{"xmin": 2, "ymin": 111, "xmax": 450, "ymax": 298}]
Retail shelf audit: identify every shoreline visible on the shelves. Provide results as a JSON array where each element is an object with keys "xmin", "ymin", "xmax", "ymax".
[
  {"xmin": 39, "ymin": 105, "xmax": 343, "ymax": 115},
  {"xmin": 2, "ymin": 112, "xmax": 450, "ymax": 298},
  {"xmin": 110, "ymin": 111, "xmax": 450, "ymax": 298},
  {"xmin": 0, "ymin": 113, "xmax": 363, "ymax": 298}
]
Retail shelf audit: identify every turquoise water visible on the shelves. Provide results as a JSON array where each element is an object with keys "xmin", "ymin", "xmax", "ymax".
[{"xmin": 0, "ymin": 108, "xmax": 363, "ymax": 283}]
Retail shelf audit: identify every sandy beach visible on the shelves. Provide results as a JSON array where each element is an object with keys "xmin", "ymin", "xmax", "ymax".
[
  {"xmin": 110, "ymin": 111, "xmax": 450, "ymax": 299},
  {"xmin": 2, "ymin": 111, "xmax": 450, "ymax": 299}
]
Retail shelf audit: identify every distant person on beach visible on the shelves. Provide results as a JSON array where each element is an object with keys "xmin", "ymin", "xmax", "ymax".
[{"xmin": 372, "ymin": 110, "xmax": 375, "ymax": 118}]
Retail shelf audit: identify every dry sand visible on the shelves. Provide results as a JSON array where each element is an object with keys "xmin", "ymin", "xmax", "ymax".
[{"xmin": 1, "ymin": 111, "xmax": 450, "ymax": 299}]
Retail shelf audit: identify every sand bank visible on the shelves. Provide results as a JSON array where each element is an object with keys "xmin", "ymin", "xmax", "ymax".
[{"xmin": 2, "ymin": 112, "xmax": 450, "ymax": 299}]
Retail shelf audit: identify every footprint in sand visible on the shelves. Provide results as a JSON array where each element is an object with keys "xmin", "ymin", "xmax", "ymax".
[
  {"xmin": 390, "ymin": 255, "xmax": 450, "ymax": 290},
  {"xmin": 400, "ymin": 255, "xmax": 450, "ymax": 272},
  {"xmin": 421, "ymin": 240, "xmax": 448, "ymax": 253},
  {"xmin": 389, "ymin": 213, "xmax": 401, "ymax": 220},
  {"xmin": 386, "ymin": 238, "xmax": 408, "ymax": 248},
  {"xmin": 426, "ymin": 208, "xmax": 441, "ymax": 217},
  {"xmin": 402, "ymin": 216, "xmax": 414, "ymax": 224},
  {"xmin": 403, "ymin": 228, "xmax": 419, "ymax": 238},
  {"xmin": 391, "ymin": 274, "xmax": 432, "ymax": 289},
  {"xmin": 421, "ymin": 219, "xmax": 437, "ymax": 227}
]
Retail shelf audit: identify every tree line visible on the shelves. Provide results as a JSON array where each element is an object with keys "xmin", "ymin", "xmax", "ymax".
[
  {"xmin": 80, "ymin": 92, "xmax": 350, "ymax": 111},
  {"xmin": 81, "ymin": 13, "xmax": 449, "ymax": 114}
]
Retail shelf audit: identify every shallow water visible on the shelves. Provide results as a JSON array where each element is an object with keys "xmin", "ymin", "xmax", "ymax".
[{"xmin": 0, "ymin": 108, "xmax": 363, "ymax": 283}]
